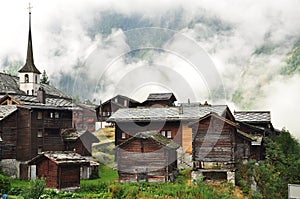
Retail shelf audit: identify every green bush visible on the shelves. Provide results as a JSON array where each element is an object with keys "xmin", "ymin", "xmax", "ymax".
[
  {"xmin": 22, "ymin": 178, "xmax": 46, "ymax": 199},
  {"xmin": 0, "ymin": 174, "xmax": 11, "ymax": 194}
]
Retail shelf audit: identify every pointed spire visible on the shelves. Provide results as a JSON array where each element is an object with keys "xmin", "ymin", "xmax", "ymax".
[{"xmin": 18, "ymin": 4, "xmax": 41, "ymax": 74}]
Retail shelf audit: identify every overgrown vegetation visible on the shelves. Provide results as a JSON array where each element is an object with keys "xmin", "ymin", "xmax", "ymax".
[
  {"xmin": 236, "ymin": 129, "xmax": 300, "ymax": 199},
  {"xmin": 6, "ymin": 166, "xmax": 237, "ymax": 198},
  {"xmin": 0, "ymin": 174, "xmax": 11, "ymax": 194},
  {"xmin": 22, "ymin": 178, "xmax": 46, "ymax": 199}
]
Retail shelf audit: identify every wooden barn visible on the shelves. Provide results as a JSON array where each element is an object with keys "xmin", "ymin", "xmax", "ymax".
[
  {"xmin": 29, "ymin": 151, "xmax": 90, "ymax": 189},
  {"xmin": 61, "ymin": 128, "xmax": 99, "ymax": 156},
  {"xmin": 234, "ymin": 111, "xmax": 276, "ymax": 161},
  {"xmin": 189, "ymin": 112, "xmax": 261, "ymax": 184},
  {"xmin": 107, "ymin": 104, "xmax": 234, "ymax": 169},
  {"xmin": 116, "ymin": 131, "xmax": 179, "ymax": 182}
]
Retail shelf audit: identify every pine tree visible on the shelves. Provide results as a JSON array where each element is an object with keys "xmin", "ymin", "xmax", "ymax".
[{"xmin": 40, "ymin": 70, "xmax": 50, "ymax": 84}]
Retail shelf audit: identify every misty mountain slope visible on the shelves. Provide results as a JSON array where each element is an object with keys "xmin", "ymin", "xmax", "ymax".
[{"xmin": 2, "ymin": 8, "xmax": 300, "ymax": 110}]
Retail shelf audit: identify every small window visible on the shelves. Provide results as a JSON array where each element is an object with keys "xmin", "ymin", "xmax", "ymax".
[
  {"xmin": 32, "ymin": 89, "xmax": 34, "ymax": 95},
  {"xmin": 27, "ymin": 90, "xmax": 29, "ymax": 95},
  {"xmin": 121, "ymin": 132, "xmax": 126, "ymax": 139},
  {"xmin": 49, "ymin": 112, "xmax": 54, "ymax": 118},
  {"xmin": 54, "ymin": 112, "xmax": 59, "ymax": 118},
  {"xmin": 37, "ymin": 129, "xmax": 43, "ymax": 137},
  {"xmin": 124, "ymin": 100, "xmax": 128, "ymax": 106},
  {"xmin": 35, "ymin": 75, "xmax": 37, "ymax": 83},
  {"xmin": 37, "ymin": 112, "xmax": 42, "ymax": 119},
  {"xmin": 38, "ymin": 146, "xmax": 43, "ymax": 154},
  {"xmin": 114, "ymin": 98, "xmax": 118, "ymax": 103},
  {"xmin": 167, "ymin": 131, "xmax": 172, "ymax": 138},
  {"xmin": 25, "ymin": 74, "xmax": 29, "ymax": 83},
  {"xmin": 161, "ymin": 130, "xmax": 166, "ymax": 136}
]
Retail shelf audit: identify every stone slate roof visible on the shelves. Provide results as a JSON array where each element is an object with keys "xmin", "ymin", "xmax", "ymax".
[
  {"xmin": 147, "ymin": 93, "xmax": 176, "ymax": 101},
  {"xmin": 107, "ymin": 105, "xmax": 228, "ymax": 122},
  {"xmin": 61, "ymin": 128, "xmax": 99, "ymax": 143},
  {"xmin": 234, "ymin": 111, "xmax": 271, "ymax": 122},
  {"xmin": 29, "ymin": 151, "xmax": 90, "ymax": 165},
  {"xmin": 0, "ymin": 73, "xmax": 70, "ymax": 98},
  {"xmin": 9, "ymin": 95, "xmax": 73, "ymax": 107},
  {"xmin": 0, "ymin": 73, "xmax": 24, "ymax": 95},
  {"xmin": 0, "ymin": 105, "xmax": 17, "ymax": 121},
  {"xmin": 117, "ymin": 131, "xmax": 179, "ymax": 149},
  {"xmin": 41, "ymin": 83, "xmax": 70, "ymax": 99}
]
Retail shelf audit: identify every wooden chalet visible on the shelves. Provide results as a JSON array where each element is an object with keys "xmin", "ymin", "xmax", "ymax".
[
  {"xmin": 0, "ymin": 101, "xmax": 74, "ymax": 179},
  {"xmin": 61, "ymin": 129, "xmax": 99, "ymax": 156},
  {"xmin": 28, "ymin": 151, "xmax": 90, "ymax": 189},
  {"xmin": 95, "ymin": 95, "xmax": 139, "ymax": 128},
  {"xmin": 137, "ymin": 92, "xmax": 177, "ymax": 107},
  {"xmin": 234, "ymin": 111, "xmax": 276, "ymax": 160},
  {"xmin": 107, "ymin": 104, "xmax": 233, "ymax": 168},
  {"xmin": 189, "ymin": 113, "xmax": 257, "ymax": 184},
  {"xmin": 116, "ymin": 131, "xmax": 179, "ymax": 182}
]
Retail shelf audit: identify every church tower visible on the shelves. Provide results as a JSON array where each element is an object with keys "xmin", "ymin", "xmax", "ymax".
[{"xmin": 18, "ymin": 5, "xmax": 41, "ymax": 96}]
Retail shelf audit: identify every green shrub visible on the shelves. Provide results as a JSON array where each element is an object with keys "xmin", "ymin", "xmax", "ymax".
[
  {"xmin": 22, "ymin": 178, "xmax": 46, "ymax": 199},
  {"xmin": 0, "ymin": 174, "xmax": 11, "ymax": 194}
]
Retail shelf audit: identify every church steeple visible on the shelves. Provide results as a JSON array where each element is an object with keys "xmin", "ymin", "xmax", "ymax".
[
  {"xmin": 18, "ymin": 4, "xmax": 41, "ymax": 74},
  {"xmin": 18, "ymin": 4, "xmax": 42, "ymax": 96}
]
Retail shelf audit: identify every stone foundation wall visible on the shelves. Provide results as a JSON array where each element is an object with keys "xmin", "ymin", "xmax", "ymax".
[
  {"xmin": 177, "ymin": 147, "xmax": 192, "ymax": 169},
  {"xmin": 0, "ymin": 159, "xmax": 20, "ymax": 178},
  {"xmin": 191, "ymin": 169, "xmax": 236, "ymax": 185}
]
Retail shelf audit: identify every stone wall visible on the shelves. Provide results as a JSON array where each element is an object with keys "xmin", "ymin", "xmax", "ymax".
[
  {"xmin": 0, "ymin": 159, "xmax": 20, "ymax": 178},
  {"xmin": 177, "ymin": 147, "xmax": 192, "ymax": 169}
]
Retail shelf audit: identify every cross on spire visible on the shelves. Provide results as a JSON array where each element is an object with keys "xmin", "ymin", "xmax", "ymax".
[{"xmin": 27, "ymin": 2, "xmax": 33, "ymax": 13}]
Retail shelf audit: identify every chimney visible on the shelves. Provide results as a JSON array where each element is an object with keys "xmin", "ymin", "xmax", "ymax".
[
  {"xmin": 37, "ymin": 87, "xmax": 46, "ymax": 104},
  {"xmin": 179, "ymin": 104, "xmax": 183, "ymax": 114}
]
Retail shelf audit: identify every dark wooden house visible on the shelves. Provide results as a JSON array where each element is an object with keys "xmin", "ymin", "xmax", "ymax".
[
  {"xmin": 107, "ymin": 104, "xmax": 233, "ymax": 169},
  {"xmin": 189, "ymin": 112, "xmax": 264, "ymax": 184},
  {"xmin": 0, "ymin": 103, "xmax": 73, "ymax": 179},
  {"xmin": 95, "ymin": 95, "xmax": 139, "ymax": 128},
  {"xmin": 61, "ymin": 129, "xmax": 99, "ymax": 156},
  {"xmin": 139, "ymin": 93, "xmax": 177, "ymax": 107},
  {"xmin": 116, "ymin": 131, "xmax": 179, "ymax": 182},
  {"xmin": 29, "ymin": 151, "xmax": 90, "ymax": 189},
  {"xmin": 107, "ymin": 105, "xmax": 231, "ymax": 146}
]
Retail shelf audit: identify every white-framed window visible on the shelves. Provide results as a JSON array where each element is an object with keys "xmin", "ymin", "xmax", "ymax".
[
  {"xmin": 167, "ymin": 131, "xmax": 172, "ymax": 138},
  {"xmin": 160, "ymin": 130, "xmax": 166, "ymax": 136},
  {"xmin": 124, "ymin": 100, "xmax": 128, "ymax": 106},
  {"xmin": 49, "ymin": 112, "xmax": 54, "ymax": 118},
  {"xmin": 37, "ymin": 129, "xmax": 43, "ymax": 137},
  {"xmin": 114, "ymin": 98, "xmax": 118, "ymax": 103},
  {"xmin": 54, "ymin": 112, "xmax": 59, "ymax": 118},
  {"xmin": 121, "ymin": 132, "xmax": 126, "ymax": 139}
]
